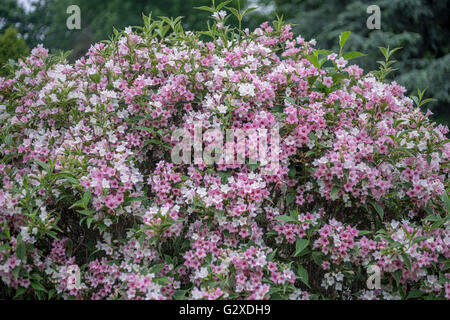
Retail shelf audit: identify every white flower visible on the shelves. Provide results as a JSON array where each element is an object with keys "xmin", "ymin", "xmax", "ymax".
[
  {"xmin": 335, "ymin": 272, "xmax": 344, "ymax": 282},
  {"xmin": 217, "ymin": 104, "xmax": 228, "ymax": 114},
  {"xmin": 212, "ymin": 10, "xmax": 226, "ymax": 20},
  {"xmin": 220, "ymin": 184, "xmax": 231, "ymax": 193},
  {"xmin": 39, "ymin": 207, "xmax": 48, "ymax": 221},
  {"xmin": 238, "ymin": 83, "xmax": 256, "ymax": 97},
  {"xmin": 195, "ymin": 267, "xmax": 208, "ymax": 279},
  {"xmin": 102, "ymin": 179, "xmax": 110, "ymax": 189},
  {"xmin": 109, "ymin": 133, "xmax": 118, "ymax": 144},
  {"xmin": 197, "ymin": 187, "xmax": 207, "ymax": 197},
  {"xmin": 417, "ymin": 141, "xmax": 427, "ymax": 151},
  {"xmin": 191, "ymin": 287, "xmax": 203, "ymax": 299},
  {"xmin": 390, "ymin": 220, "xmax": 399, "ymax": 229}
]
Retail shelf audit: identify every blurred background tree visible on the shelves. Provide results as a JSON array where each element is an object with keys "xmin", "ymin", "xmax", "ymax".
[
  {"xmin": 0, "ymin": 0, "xmax": 448, "ymax": 125},
  {"xmin": 13, "ymin": 0, "xmax": 246, "ymax": 61},
  {"xmin": 0, "ymin": 26, "xmax": 29, "ymax": 76},
  {"xmin": 0, "ymin": 0, "xmax": 28, "ymax": 35}
]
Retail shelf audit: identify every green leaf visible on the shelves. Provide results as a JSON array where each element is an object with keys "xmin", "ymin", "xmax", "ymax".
[
  {"xmin": 149, "ymin": 263, "xmax": 165, "ymax": 274},
  {"xmin": 339, "ymin": 31, "xmax": 351, "ymax": 49},
  {"xmin": 173, "ymin": 290, "xmax": 187, "ymax": 300},
  {"xmin": 442, "ymin": 191, "xmax": 450, "ymax": 213},
  {"xmin": 308, "ymin": 75, "xmax": 318, "ymax": 87},
  {"xmin": 69, "ymin": 201, "xmax": 85, "ymax": 210},
  {"xmin": 294, "ymin": 238, "xmax": 309, "ymax": 257},
  {"xmin": 285, "ymin": 97, "xmax": 296, "ymax": 105},
  {"xmin": 311, "ymin": 252, "xmax": 323, "ymax": 266},
  {"xmin": 424, "ymin": 214, "xmax": 440, "ymax": 222},
  {"xmin": 393, "ymin": 269, "xmax": 402, "ymax": 284},
  {"xmin": 343, "ymin": 51, "xmax": 367, "ymax": 60},
  {"xmin": 317, "ymin": 49, "xmax": 331, "ymax": 56},
  {"xmin": 226, "ymin": 7, "xmax": 240, "ymax": 18},
  {"xmin": 63, "ymin": 176, "xmax": 79, "ymax": 186},
  {"xmin": 378, "ymin": 46, "xmax": 387, "ymax": 58},
  {"xmin": 430, "ymin": 218, "xmax": 445, "ymax": 230},
  {"xmin": 243, "ymin": 7, "xmax": 257, "ymax": 16},
  {"xmin": 407, "ymin": 289, "xmax": 424, "ymax": 299},
  {"xmin": 14, "ymin": 287, "xmax": 27, "ymax": 298},
  {"xmin": 271, "ymin": 105, "xmax": 285, "ymax": 114},
  {"xmin": 31, "ymin": 281, "xmax": 46, "ymax": 292},
  {"xmin": 3, "ymin": 221, "xmax": 10, "ymax": 240},
  {"xmin": 12, "ymin": 267, "xmax": 20, "ymax": 280},
  {"xmin": 307, "ymin": 54, "xmax": 319, "ymax": 68},
  {"xmin": 216, "ymin": 0, "xmax": 231, "ymax": 11},
  {"xmin": 16, "ymin": 242, "xmax": 26, "ymax": 260},
  {"xmin": 77, "ymin": 208, "xmax": 96, "ymax": 215},
  {"xmin": 48, "ymin": 289, "xmax": 56, "ymax": 300},
  {"xmin": 331, "ymin": 186, "xmax": 340, "ymax": 199},
  {"xmin": 288, "ymin": 167, "xmax": 297, "ymax": 178},
  {"xmin": 136, "ymin": 126, "xmax": 154, "ymax": 133},
  {"xmin": 275, "ymin": 215, "xmax": 298, "ymax": 223},
  {"xmin": 297, "ymin": 265, "xmax": 309, "ymax": 286},
  {"xmin": 89, "ymin": 74, "xmax": 101, "ymax": 83},
  {"xmin": 401, "ymin": 253, "xmax": 411, "ymax": 271},
  {"xmin": 34, "ymin": 160, "xmax": 50, "ymax": 173},
  {"xmin": 286, "ymin": 193, "xmax": 296, "ymax": 206},
  {"xmin": 155, "ymin": 277, "xmax": 172, "ymax": 285},
  {"xmin": 4, "ymin": 134, "xmax": 12, "ymax": 146},
  {"xmin": 412, "ymin": 236, "xmax": 428, "ymax": 244},
  {"xmin": 266, "ymin": 230, "xmax": 278, "ymax": 237},
  {"xmin": 304, "ymin": 150, "xmax": 314, "ymax": 157},
  {"xmin": 86, "ymin": 217, "xmax": 93, "ymax": 228},
  {"xmin": 267, "ymin": 249, "xmax": 277, "ymax": 261},
  {"xmin": 369, "ymin": 200, "xmax": 384, "ymax": 220},
  {"xmin": 82, "ymin": 189, "xmax": 91, "ymax": 207},
  {"xmin": 443, "ymin": 261, "xmax": 450, "ymax": 271},
  {"xmin": 218, "ymin": 170, "xmax": 232, "ymax": 184}
]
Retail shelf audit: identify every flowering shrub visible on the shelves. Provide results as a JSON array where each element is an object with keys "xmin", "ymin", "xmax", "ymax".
[{"xmin": 0, "ymin": 3, "xmax": 449, "ymax": 300}]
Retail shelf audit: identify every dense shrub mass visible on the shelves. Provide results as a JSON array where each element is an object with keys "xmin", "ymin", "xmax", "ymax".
[{"xmin": 0, "ymin": 8, "xmax": 449, "ymax": 300}]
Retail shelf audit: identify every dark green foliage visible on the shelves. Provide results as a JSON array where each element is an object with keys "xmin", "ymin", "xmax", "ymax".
[
  {"xmin": 0, "ymin": 26, "xmax": 29, "ymax": 76},
  {"xmin": 0, "ymin": 0, "xmax": 28, "ymax": 35}
]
